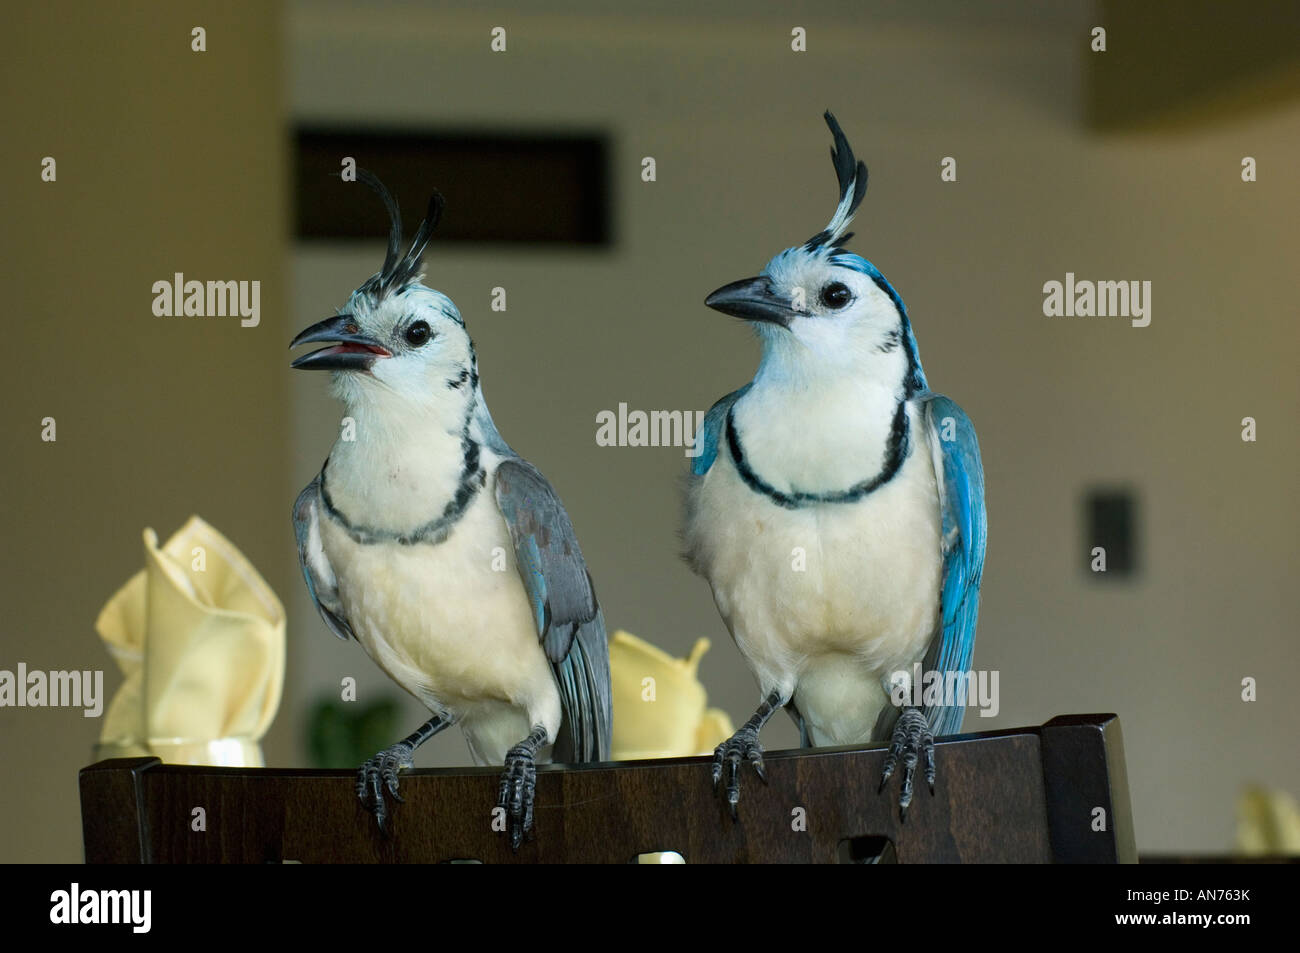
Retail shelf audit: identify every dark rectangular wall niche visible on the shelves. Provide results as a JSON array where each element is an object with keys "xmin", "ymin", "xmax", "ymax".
[
  {"xmin": 1084, "ymin": 488, "xmax": 1139, "ymax": 579},
  {"xmin": 295, "ymin": 128, "xmax": 610, "ymax": 246}
]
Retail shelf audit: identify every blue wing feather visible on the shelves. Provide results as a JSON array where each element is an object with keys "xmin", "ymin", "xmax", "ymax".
[
  {"xmin": 918, "ymin": 394, "xmax": 987, "ymax": 737},
  {"xmin": 692, "ymin": 384, "xmax": 752, "ymax": 475}
]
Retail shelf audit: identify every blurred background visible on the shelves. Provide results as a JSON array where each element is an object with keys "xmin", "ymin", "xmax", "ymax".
[{"xmin": 3, "ymin": 0, "xmax": 1298, "ymax": 862}]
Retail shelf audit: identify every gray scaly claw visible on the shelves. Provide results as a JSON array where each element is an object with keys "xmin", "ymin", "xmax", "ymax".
[
  {"xmin": 357, "ymin": 740, "xmax": 416, "ymax": 834},
  {"xmin": 712, "ymin": 726, "xmax": 767, "ymax": 821},
  {"xmin": 878, "ymin": 706, "xmax": 935, "ymax": 820},
  {"xmin": 497, "ymin": 743, "xmax": 538, "ymax": 850}
]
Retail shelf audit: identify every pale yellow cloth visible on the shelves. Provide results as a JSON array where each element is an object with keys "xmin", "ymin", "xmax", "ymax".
[
  {"xmin": 610, "ymin": 630, "xmax": 734, "ymax": 760},
  {"xmin": 94, "ymin": 516, "xmax": 285, "ymax": 766},
  {"xmin": 612, "ymin": 631, "xmax": 734, "ymax": 863},
  {"xmin": 1236, "ymin": 786, "xmax": 1300, "ymax": 855}
]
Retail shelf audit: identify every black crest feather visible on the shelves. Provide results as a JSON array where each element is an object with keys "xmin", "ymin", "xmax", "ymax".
[
  {"xmin": 350, "ymin": 170, "xmax": 445, "ymax": 300},
  {"xmin": 804, "ymin": 111, "xmax": 869, "ymax": 251}
]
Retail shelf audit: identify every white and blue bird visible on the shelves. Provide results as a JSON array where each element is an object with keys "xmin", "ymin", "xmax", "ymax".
[
  {"xmin": 683, "ymin": 113, "xmax": 986, "ymax": 819},
  {"xmin": 290, "ymin": 172, "xmax": 610, "ymax": 847}
]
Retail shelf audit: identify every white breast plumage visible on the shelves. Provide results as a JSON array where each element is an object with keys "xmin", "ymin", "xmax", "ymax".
[
  {"xmin": 684, "ymin": 399, "xmax": 943, "ymax": 745},
  {"xmin": 316, "ymin": 468, "xmax": 562, "ymax": 764}
]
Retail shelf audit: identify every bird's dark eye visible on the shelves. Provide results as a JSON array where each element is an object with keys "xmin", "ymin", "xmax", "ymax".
[
  {"xmin": 819, "ymin": 282, "xmax": 852, "ymax": 310},
  {"xmin": 405, "ymin": 320, "xmax": 433, "ymax": 347}
]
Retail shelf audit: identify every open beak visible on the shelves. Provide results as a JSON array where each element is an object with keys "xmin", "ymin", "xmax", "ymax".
[
  {"xmin": 704, "ymin": 276, "xmax": 795, "ymax": 328},
  {"xmin": 289, "ymin": 315, "xmax": 392, "ymax": 371}
]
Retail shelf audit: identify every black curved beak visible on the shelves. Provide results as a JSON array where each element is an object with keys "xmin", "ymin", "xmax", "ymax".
[
  {"xmin": 289, "ymin": 314, "xmax": 392, "ymax": 371},
  {"xmin": 704, "ymin": 276, "xmax": 794, "ymax": 328}
]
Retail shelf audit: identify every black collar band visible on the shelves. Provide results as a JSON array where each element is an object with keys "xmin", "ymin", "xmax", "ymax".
[
  {"xmin": 321, "ymin": 413, "xmax": 487, "ymax": 546},
  {"xmin": 725, "ymin": 400, "xmax": 910, "ymax": 509}
]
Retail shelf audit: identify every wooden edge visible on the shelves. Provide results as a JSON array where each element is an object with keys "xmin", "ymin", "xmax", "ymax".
[
  {"xmin": 79, "ymin": 757, "xmax": 161, "ymax": 864},
  {"xmin": 1097, "ymin": 715, "xmax": 1138, "ymax": 863},
  {"xmin": 1040, "ymin": 713, "xmax": 1137, "ymax": 863}
]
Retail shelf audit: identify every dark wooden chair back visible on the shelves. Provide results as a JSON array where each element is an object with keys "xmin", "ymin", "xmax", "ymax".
[{"xmin": 80, "ymin": 713, "xmax": 1136, "ymax": 863}]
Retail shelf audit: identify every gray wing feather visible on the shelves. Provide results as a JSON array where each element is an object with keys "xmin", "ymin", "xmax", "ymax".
[
  {"xmin": 550, "ymin": 610, "xmax": 612, "ymax": 764},
  {"xmin": 292, "ymin": 475, "xmax": 355, "ymax": 642},
  {"xmin": 493, "ymin": 458, "xmax": 611, "ymax": 762}
]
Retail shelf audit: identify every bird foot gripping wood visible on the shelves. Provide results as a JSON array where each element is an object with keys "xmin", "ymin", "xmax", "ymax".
[
  {"xmin": 356, "ymin": 740, "xmax": 415, "ymax": 835},
  {"xmin": 498, "ymin": 725, "xmax": 546, "ymax": 850},
  {"xmin": 355, "ymin": 714, "xmax": 449, "ymax": 836},
  {"xmin": 710, "ymin": 690, "xmax": 782, "ymax": 821},
  {"xmin": 712, "ymin": 725, "xmax": 768, "ymax": 821},
  {"xmin": 878, "ymin": 705, "xmax": 936, "ymax": 821}
]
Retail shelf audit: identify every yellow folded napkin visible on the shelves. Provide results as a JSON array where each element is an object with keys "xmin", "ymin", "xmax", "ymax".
[
  {"xmin": 94, "ymin": 516, "xmax": 285, "ymax": 767},
  {"xmin": 1236, "ymin": 785, "xmax": 1300, "ymax": 856},
  {"xmin": 610, "ymin": 630, "xmax": 734, "ymax": 760}
]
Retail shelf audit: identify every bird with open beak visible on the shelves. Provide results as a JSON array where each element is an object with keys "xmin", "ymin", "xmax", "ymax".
[{"xmin": 291, "ymin": 172, "xmax": 611, "ymax": 848}]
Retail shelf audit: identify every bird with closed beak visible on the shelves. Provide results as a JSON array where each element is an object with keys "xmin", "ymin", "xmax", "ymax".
[
  {"xmin": 684, "ymin": 113, "xmax": 987, "ymax": 821},
  {"xmin": 291, "ymin": 172, "xmax": 611, "ymax": 848}
]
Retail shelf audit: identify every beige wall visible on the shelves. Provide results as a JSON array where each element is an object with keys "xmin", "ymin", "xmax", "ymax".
[
  {"xmin": 1, "ymin": 3, "xmax": 287, "ymax": 862},
  {"xmin": 2, "ymin": 1, "xmax": 1295, "ymax": 862}
]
